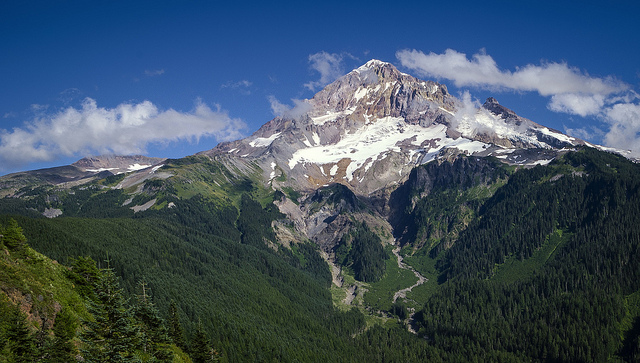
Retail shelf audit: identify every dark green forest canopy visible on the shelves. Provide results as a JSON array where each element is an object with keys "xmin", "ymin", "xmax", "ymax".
[{"xmin": 1, "ymin": 147, "xmax": 640, "ymax": 361}]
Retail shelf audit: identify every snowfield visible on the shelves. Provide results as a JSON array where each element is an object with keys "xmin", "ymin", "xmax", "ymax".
[{"xmin": 288, "ymin": 117, "xmax": 488, "ymax": 181}]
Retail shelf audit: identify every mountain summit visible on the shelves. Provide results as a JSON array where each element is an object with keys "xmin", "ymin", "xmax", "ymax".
[{"xmin": 203, "ymin": 60, "xmax": 609, "ymax": 195}]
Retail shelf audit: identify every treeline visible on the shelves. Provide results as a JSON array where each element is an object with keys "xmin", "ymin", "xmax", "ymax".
[{"xmin": 391, "ymin": 155, "xmax": 509, "ymax": 251}]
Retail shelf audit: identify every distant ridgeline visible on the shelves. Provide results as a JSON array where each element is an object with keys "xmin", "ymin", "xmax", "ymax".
[{"xmin": 1, "ymin": 147, "xmax": 640, "ymax": 361}]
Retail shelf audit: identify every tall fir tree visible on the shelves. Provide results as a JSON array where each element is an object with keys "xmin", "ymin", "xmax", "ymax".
[
  {"xmin": 80, "ymin": 267, "xmax": 138, "ymax": 362},
  {"xmin": 46, "ymin": 307, "xmax": 79, "ymax": 362},
  {"xmin": 0, "ymin": 218, "xmax": 27, "ymax": 251},
  {"xmin": 3, "ymin": 304, "xmax": 37, "ymax": 362},
  {"xmin": 133, "ymin": 280, "xmax": 173, "ymax": 362},
  {"xmin": 190, "ymin": 321, "xmax": 218, "ymax": 363},
  {"xmin": 168, "ymin": 300, "xmax": 187, "ymax": 352}
]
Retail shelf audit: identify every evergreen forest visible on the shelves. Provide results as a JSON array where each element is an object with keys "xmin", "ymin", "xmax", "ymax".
[{"xmin": 1, "ymin": 147, "xmax": 640, "ymax": 362}]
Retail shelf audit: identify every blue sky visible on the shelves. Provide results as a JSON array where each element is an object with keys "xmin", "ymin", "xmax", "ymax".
[{"xmin": 1, "ymin": 0, "xmax": 639, "ymax": 175}]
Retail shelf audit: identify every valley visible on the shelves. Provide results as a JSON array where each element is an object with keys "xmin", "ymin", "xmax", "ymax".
[{"xmin": 391, "ymin": 246, "xmax": 427, "ymax": 305}]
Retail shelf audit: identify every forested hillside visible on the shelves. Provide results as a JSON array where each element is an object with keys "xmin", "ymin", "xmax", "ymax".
[
  {"xmin": 1, "ymin": 147, "xmax": 640, "ymax": 361},
  {"xmin": 404, "ymin": 148, "xmax": 640, "ymax": 361}
]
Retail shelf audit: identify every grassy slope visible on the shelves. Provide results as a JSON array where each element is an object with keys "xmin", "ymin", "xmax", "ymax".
[
  {"xmin": 0, "ymin": 243, "xmax": 89, "ymax": 326},
  {"xmin": 492, "ymin": 229, "xmax": 571, "ymax": 284}
]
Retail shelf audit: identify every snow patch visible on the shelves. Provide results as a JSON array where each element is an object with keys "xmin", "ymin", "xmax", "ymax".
[
  {"xmin": 249, "ymin": 132, "xmax": 281, "ymax": 147},
  {"xmin": 302, "ymin": 136, "xmax": 313, "ymax": 147},
  {"xmin": 530, "ymin": 159, "xmax": 553, "ymax": 166},
  {"xmin": 310, "ymin": 109, "xmax": 355, "ymax": 125},
  {"xmin": 269, "ymin": 162, "xmax": 277, "ymax": 180},
  {"xmin": 128, "ymin": 164, "xmax": 151, "ymax": 171},
  {"xmin": 438, "ymin": 107, "xmax": 454, "ymax": 116},
  {"xmin": 86, "ymin": 167, "xmax": 117, "ymax": 173},
  {"xmin": 537, "ymin": 127, "xmax": 575, "ymax": 144},
  {"xmin": 151, "ymin": 165, "xmax": 164, "ymax": 173},
  {"xmin": 353, "ymin": 87, "xmax": 368, "ymax": 102}
]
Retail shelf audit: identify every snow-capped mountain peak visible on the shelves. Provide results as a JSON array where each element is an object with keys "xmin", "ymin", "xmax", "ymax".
[{"xmin": 203, "ymin": 60, "xmax": 619, "ymax": 195}]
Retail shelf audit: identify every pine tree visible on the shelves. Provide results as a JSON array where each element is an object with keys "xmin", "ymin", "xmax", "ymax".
[
  {"xmin": 133, "ymin": 280, "xmax": 173, "ymax": 362},
  {"xmin": 46, "ymin": 307, "xmax": 78, "ymax": 362},
  {"xmin": 81, "ymin": 267, "xmax": 138, "ymax": 362},
  {"xmin": 1, "ymin": 218, "xmax": 27, "ymax": 251},
  {"xmin": 168, "ymin": 300, "xmax": 187, "ymax": 352},
  {"xmin": 190, "ymin": 321, "xmax": 218, "ymax": 363},
  {"xmin": 66, "ymin": 256, "xmax": 101, "ymax": 298},
  {"xmin": 4, "ymin": 304, "xmax": 37, "ymax": 362}
]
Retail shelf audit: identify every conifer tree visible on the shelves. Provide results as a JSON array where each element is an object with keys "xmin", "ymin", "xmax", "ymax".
[
  {"xmin": 4, "ymin": 305, "xmax": 37, "ymax": 362},
  {"xmin": 133, "ymin": 280, "xmax": 173, "ymax": 362},
  {"xmin": 1, "ymin": 218, "xmax": 27, "ymax": 251},
  {"xmin": 168, "ymin": 300, "xmax": 187, "ymax": 352},
  {"xmin": 190, "ymin": 321, "xmax": 218, "ymax": 363},
  {"xmin": 47, "ymin": 307, "xmax": 78, "ymax": 362},
  {"xmin": 66, "ymin": 256, "xmax": 101, "ymax": 298},
  {"xmin": 81, "ymin": 267, "xmax": 138, "ymax": 362}
]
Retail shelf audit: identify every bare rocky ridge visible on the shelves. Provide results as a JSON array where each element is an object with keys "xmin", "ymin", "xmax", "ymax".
[
  {"xmin": 72, "ymin": 155, "xmax": 166, "ymax": 174},
  {"xmin": 0, "ymin": 155, "xmax": 166, "ymax": 197}
]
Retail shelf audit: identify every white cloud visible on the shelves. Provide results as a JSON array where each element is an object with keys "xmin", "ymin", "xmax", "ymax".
[
  {"xmin": 602, "ymin": 102, "xmax": 640, "ymax": 154},
  {"xmin": 268, "ymin": 96, "xmax": 311, "ymax": 120},
  {"xmin": 268, "ymin": 95, "xmax": 290, "ymax": 117},
  {"xmin": 396, "ymin": 49, "xmax": 627, "ymax": 97},
  {"xmin": 396, "ymin": 48, "xmax": 640, "ymax": 154},
  {"xmin": 304, "ymin": 51, "xmax": 350, "ymax": 91},
  {"xmin": 0, "ymin": 98, "xmax": 245, "ymax": 170},
  {"xmin": 548, "ymin": 93, "xmax": 606, "ymax": 117},
  {"xmin": 449, "ymin": 90, "xmax": 481, "ymax": 132},
  {"xmin": 563, "ymin": 125, "xmax": 604, "ymax": 142}
]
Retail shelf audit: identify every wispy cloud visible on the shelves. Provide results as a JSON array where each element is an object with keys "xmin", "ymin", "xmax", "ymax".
[
  {"xmin": 221, "ymin": 80, "xmax": 253, "ymax": 95},
  {"xmin": 0, "ymin": 98, "xmax": 245, "ymax": 171},
  {"xmin": 397, "ymin": 48, "xmax": 640, "ymax": 154},
  {"xmin": 268, "ymin": 95, "xmax": 311, "ymax": 120},
  {"xmin": 304, "ymin": 51, "xmax": 354, "ymax": 91},
  {"xmin": 603, "ymin": 103, "xmax": 640, "ymax": 153},
  {"xmin": 144, "ymin": 69, "xmax": 165, "ymax": 77},
  {"xmin": 548, "ymin": 93, "xmax": 606, "ymax": 117},
  {"xmin": 58, "ymin": 88, "xmax": 82, "ymax": 105}
]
